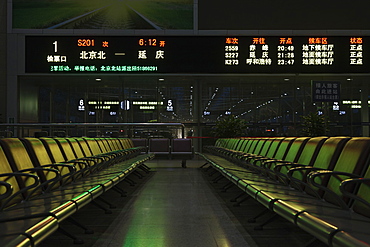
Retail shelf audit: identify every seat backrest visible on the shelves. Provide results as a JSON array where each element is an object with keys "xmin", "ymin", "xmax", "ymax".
[
  {"xmin": 114, "ymin": 138, "xmax": 124, "ymax": 150},
  {"xmin": 66, "ymin": 138, "xmax": 86, "ymax": 159},
  {"xmin": 238, "ymin": 139, "xmax": 252, "ymax": 153},
  {"xmin": 105, "ymin": 138, "xmax": 118, "ymax": 151},
  {"xmin": 311, "ymin": 137, "xmax": 351, "ymax": 170},
  {"xmin": 21, "ymin": 138, "xmax": 54, "ymax": 166},
  {"xmin": 75, "ymin": 138, "xmax": 94, "ymax": 157},
  {"xmin": 246, "ymin": 139, "xmax": 262, "ymax": 155},
  {"xmin": 241, "ymin": 139, "xmax": 254, "ymax": 153},
  {"xmin": 256, "ymin": 139, "xmax": 275, "ymax": 157},
  {"xmin": 40, "ymin": 138, "xmax": 68, "ymax": 163},
  {"xmin": 270, "ymin": 137, "xmax": 296, "ymax": 160},
  {"xmin": 264, "ymin": 138, "xmax": 284, "ymax": 158},
  {"xmin": 220, "ymin": 138, "xmax": 230, "ymax": 148},
  {"xmin": 323, "ymin": 137, "xmax": 370, "ymax": 205},
  {"xmin": 172, "ymin": 139, "xmax": 192, "ymax": 153},
  {"xmin": 290, "ymin": 137, "xmax": 350, "ymax": 192},
  {"xmin": 0, "ymin": 138, "xmax": 37, "ymax": 171},
  {"xmin": 114, "ymin": 138, "xmax": 125, "ymax": 149},
  {"xmin": 84, "ymin": 138, "xmax": 103, "ymax": 156},
  {"xmin": 124, "ymin": 138, "xmax": 135, "ymax": 149},
  {"xmin": 131, "ymin": 139, "xmax": 148, "ymax": 148},
  {"xmin": 275, "ymin": 137, "xmax": 328, "ymax": 184},
  {"xmin": 222, "ymin": 139, "xmax": 239, "ymax": 152},
  {"xmin": 250, "ymin": 139, "xmax": 268, "ymax": 156},
  {"xmin": 282, "ymin": 137, "xmax": 310, "ymax": 163},
  {"xmin": 232, "ymin": 139, "xmax": 244, "ymax": 151},
  {"xmin": 53, "ymin": 138, "xmax": 78, "ymax": 161},
  {"xmin": 225, "ymin": 139, "xmax": 236, "ymax": 150},
  {"xmin": 96, "ymin": 138, "xmax": 109, "ymax": 153},
  {"xmin": 149, "ymin": 138, "xmax": 170, "ymax": 153},
  {"xmin": 295, "ymin": 137, "xmax": 328, "ymax": 166}
]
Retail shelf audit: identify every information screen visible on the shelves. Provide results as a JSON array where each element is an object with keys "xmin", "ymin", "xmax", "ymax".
[{"xmin": 25, "ymin": 36, "xmax": 369, "ymax": 74}]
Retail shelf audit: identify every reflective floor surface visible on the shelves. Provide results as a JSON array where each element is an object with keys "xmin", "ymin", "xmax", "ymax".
[{"xmin": 39, "ymin": 158, "xmax": 325, "ymax": 247}]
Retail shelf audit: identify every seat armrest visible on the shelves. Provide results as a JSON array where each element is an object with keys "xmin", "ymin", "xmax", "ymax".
[
  {"xmin": 340, "ymin": 178, "xmax": 370, "ymax": 208},
  {"xmin": 0, "ymin": 180, "xmax": 13, "ymax": 201},
  {"xmin": 262, "ymin": 160, "xmax": 289, "ymax": 171},
  {"xmin": 261, "ymin": 159, "xmax": 284, "ymax": 167},
  {"xmin": 0, "ymin": 172, "xmax": 39, "ymax": 210},
  {"xmin": 62, "ymin": 160, "xmax": 90, "ymax": 177},
  {"xmin": 273, "ymin": 162, "xmax": 303, "ymax": 185},
  {"xmin": 308, "ymin": 170, "xmax": 362, "ymax": 209},
  {"xmin": 41, "ymin": 163, "xmax": 77, "ymax": 186},
  {"xmin": 18, "ymin": 167, "xmax": 60, "ymax": 198}
]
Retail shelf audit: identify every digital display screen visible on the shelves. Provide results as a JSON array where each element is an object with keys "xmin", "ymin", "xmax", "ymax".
[
  {"xmin": 25, "ymin": 36, "xmax": 369, "ymax": 74},
  {"xmin": 87, "ymin": 100, "xmax": 120, "ymax": 111}
]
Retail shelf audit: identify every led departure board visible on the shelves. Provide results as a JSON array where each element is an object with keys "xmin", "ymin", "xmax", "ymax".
[{"xmin": 25, "ymin": 36, "xmax": 370, "ymax": 74}]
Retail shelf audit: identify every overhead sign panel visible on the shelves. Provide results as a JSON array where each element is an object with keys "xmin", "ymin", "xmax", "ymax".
[
  {"xmin": 25, "ymin": 36, "xmax": 369, "ymax": 74},
  {"xmin": 312, "ymin": 81, "xmax": 340, "ymax": 102}
]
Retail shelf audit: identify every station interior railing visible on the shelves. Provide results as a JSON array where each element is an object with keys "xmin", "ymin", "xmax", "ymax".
[{"xmin": 0, "ymin": 123, "xmax": 186, "ymax": 139}]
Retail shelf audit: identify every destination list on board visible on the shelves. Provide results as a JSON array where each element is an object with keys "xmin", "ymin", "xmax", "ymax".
[{"xmin": 25, "ymin": 36, "xmax": 368, "ymax": 73}]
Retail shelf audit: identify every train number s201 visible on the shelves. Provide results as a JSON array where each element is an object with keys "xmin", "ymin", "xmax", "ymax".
[{"xmin": 77, "ymin": 39, "xmax": 95, "ymax": 47}]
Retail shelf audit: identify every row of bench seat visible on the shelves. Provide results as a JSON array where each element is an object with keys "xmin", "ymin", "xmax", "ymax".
[
  {"xmin": 198, "ymin": 137, "xmax": 370, "ymax": 247},
  {"xmin": 132, "ymin": 138, "xmax": 194, "ymax": 155},
  {"xmin": 0, "ymin": 137, "xmax": 153, "ymax": 246}
]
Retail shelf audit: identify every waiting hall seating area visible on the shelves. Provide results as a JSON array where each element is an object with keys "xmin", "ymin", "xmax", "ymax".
[
  {"xmin": 0, "ymin": 137, "xmax": 153, "ymax": 247},
  {"xmin": 2, "ymin": 135, "xmax": 370, "ymax": 246},
  {"xmin": 132, "ymin": 138, "xmax": 194, "ymax": 167},
  {"xmin": 198, "ymin": 137, "xmax": 370, "ymax": 247},
  {"xmin": 132, "ymin": 138, "xmax": 194, "ymax": 157}
]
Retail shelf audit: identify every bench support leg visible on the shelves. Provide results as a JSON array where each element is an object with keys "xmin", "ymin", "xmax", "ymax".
[
  {"xmin": 230, "ymin": 192, "xmax": 247, "ymax": 202},
  {"xmin": 204, "ymin": 166, "xmax": 213, "ymax": 172},
  {"xmin": 67, "ymin": 217, "xmax": 94, "ymax": 234},
  {"xmin": 124, "ymin": 178, "xmax": 136, "ymax": 186},
  {"xmin": 254, "ymin": 213, "xmax": 278, "ymax": 230},
  {"xmin": 97, "ymin": 197, "xmax": 117, "ymax": 209},
  {"xmin": 305, "ymin": 238, "xmax": 322, "ymax": 247},
  {"xmin": 141, "ymin": 163, "xmax": 151, "ymax": 170},
  {"xmin": 233, "ymin": 195, "xmax": 251, "ymax": 207},
  {"xmin": 199, "ymin": 162, "xmax": 209, "ymax": 169},
  {"xmin": 91, "ymin": 201, "xmax": 113, "ymax": 214},
  {"xmin": 58, "ymin": 226, "xmax": 84, "ymax": 245},
  {"xmin": 248, "ymin": 208, "xmax": 269, "ymax": 223},
  {"xmin": 221, "ymin": 181, "xmax": 234, "ymax": 192},
  {"xmin": 209, "ymin": 169, "xmax": 218, "ymax": 177},
  {"xmin": 212, "ymin": 174, "xmax": 224, "ymax": 183},
  {"xmin": 139, "ymin": 165, "xmax": 150, "ymax": 173},
  {"xmin": 112, "ymin": 186, "xmax": 127, "ymax": 197},
  {"xmin": 133, "ymin": 170, "xmax": 144, "ymax": 179}
]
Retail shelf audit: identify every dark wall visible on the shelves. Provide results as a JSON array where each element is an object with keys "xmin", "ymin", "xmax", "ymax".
[
  {"xmin": 19, "ymin": 83, "xmax": 38, "ymax": 122},
  {"xmin": 199, "ymin": 0, "xmax": 370, "ymax": 30}
]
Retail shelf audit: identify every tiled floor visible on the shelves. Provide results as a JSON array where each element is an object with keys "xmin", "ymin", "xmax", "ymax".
[
  {"xmin": 91, "ymin": 158, "xmax": 255, "ymax": 247},
  {"xmin": 39, "ymin": 158, "xmax": 325, "ymax": 247}
]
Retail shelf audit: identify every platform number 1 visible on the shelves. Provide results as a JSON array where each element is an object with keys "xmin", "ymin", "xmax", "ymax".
[{"xmin": 53, "ymin": 41, "xmax": 58, "ymax": 53}]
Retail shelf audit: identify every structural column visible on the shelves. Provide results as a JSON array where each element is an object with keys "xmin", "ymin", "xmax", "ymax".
[
  {"xmin": 0, "ymin": 1, "xmax": 7, "ymax": 123},
  {"xmin": 361, "ymin": 81, "xmax": 369, "ymax": 137}
]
